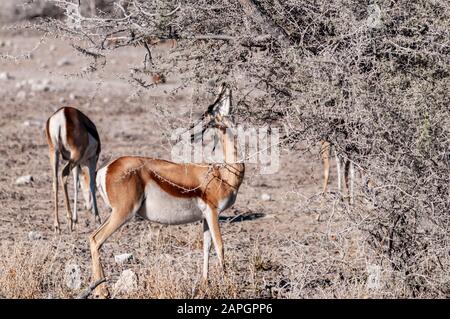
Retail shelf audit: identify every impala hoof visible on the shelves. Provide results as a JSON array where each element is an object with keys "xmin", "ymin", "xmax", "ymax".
[
  {"xmin": 54, "ymin": 225, "xmax": 61, "ymax": 234},
  {"xmin": 94, "ymin": 285, "xmax": 110, "ymax": 299},
  {"xmin": 71, "ymin": 219, "xmax": 78, "ymax": 231}
]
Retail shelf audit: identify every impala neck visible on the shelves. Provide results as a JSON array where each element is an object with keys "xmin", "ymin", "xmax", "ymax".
[
  {"xmin": 219, "ymin": 126, "xmax": 238, "ymax": 164},
  {"xmin": 216, "ymin": 124, "xmax": 245, "ymax": 190}
]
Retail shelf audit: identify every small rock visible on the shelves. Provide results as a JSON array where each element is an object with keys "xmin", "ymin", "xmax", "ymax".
[
  {"xmin": 59, "ymin": 97, "xmax": 66, "ymax": 104},
  {"xmin": 64, "ymin": 263, "xmax": 82, "ymax": 290},
  {"xmin": 16, "ymin": 80, "xmax": 27, "ymax": 89},
  {"xmin": 57, "ymin": 58, "xmax": 72, "ymax": 67},
  {"xmin": 0, "ymin": 72, "xmax": 13, "ymax": 81},
  {"xmin": 367, "ymin": 4, "xmax": 383, "ymax": 29},
  {"xmin": 261, "ymin": 193, "xmax": 271, "ymax": 201},
  {"xmin": 16, "ymin": 91, "xmax": 27, "ymax": 100},
  {"xmin": 69, "ymin": 93, "xmax": 78, "ymax": 100},
  {"xmin": 15, "ymin": 175, "xmax": 34, "ymax": 186},
  {"xmin": 30, "ymin": 79, "xmax": 51, "ymax": 92},
  {"xmin": 22, "ymin": 120, "xmax": 42, "ymax": 127},
  {"xmin": 49, "ymin": 45, "xmax": 56, "ymax": 52},
  {"xmin": 113, "ymin": 269, "xmax": 137, "ymax": 294},
  {"xmin": 102, "ymin": 97, "xmax": 110, "ymax": 104},
  {"xmin": 115, "ymin": 253, "xmax": 134, "ymax": 264},
  {"xmin": 28, "ymin": 231, "xmax": 42, "ymax": 241}
]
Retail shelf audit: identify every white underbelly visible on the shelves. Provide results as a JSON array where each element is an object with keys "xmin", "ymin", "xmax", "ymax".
[{"xmin": 137, "ymin": 182, "xmax": 203, "ymax": 225}]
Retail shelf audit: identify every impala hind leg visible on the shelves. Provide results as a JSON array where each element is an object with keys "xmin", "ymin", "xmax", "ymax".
[
  {"xmin": 88, "ymin": 157, "xmax": 101, "ymax": 224},
  {"xmin": 81, "ymin": 158, "xmax": 101, "ymax": 224},
  {"xmin": 335, "ymin": 152, "xmax": 343, "ymax": 200},
  {"xmin": 49, "ymin": 149, "xmax": 60, "ymax": 233},
  {"xmin": 321, "ymin": 141, "xmax": 331, "ymax": 194},
  {"xmin": 202, "ymin": 219, "xmax": 212, "ymax": 282},
  {"xmin": 89, "ymin": 207, "xmax": 134, "ymax": 298},
  {"xmin": 72, "ymin": 165, "xmax": 80, "ymax": 229},
  {"xmin": 61, "ymin": 162, "xmax": 74, "ymax": 232},
  {"xmin": 344, "ymin": 160, "xmax": 355, "ymax": 205},
  {"xmin": 318, "ymin": 141, "xmax": 331, "ymax": 222}
]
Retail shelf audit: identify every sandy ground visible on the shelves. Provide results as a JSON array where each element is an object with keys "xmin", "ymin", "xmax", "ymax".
[{"xmin": 0, "ymin": 30, "xmax": 350, "ymax": 299}]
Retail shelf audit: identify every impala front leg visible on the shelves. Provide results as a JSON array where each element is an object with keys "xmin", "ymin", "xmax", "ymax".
[
  {"xmin": 81, "ymin": 159, "xmax": 101, "ymax": 225},
  {"xmin": 72, "ymin": 165, "xmax": 80, "ymax": 230},
  {"xmin": 61, "ymin": 162, "xmax": 74, "ymax": 232},
  {"xmin": 50, "ymin": 148, "xmax": 60, "ymax": 233},
  {"xmin": 202, "ymin": 219, "xmax": 212, "ymax": 282},
  {"xmin": 321, "ymin": 141, "xmax": 331, "ymax": 194},
  {"xmin": 88, "ymin": 157, "xmax": 101, "ymax": 224}
]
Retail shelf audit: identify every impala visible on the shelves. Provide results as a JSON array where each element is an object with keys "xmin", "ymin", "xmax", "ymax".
[
  {"xmin": 45, "ymin": 106, "xmax": 101, "ymax": 233},
  {"xmin": 91, "ymin": 84, "xmax": 245, "ymax": 297},
  {"xmin": 320, "ymin": 140, "xmax": 354, "ymax": 204}
]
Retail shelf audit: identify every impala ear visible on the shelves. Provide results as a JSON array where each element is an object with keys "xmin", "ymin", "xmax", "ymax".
[
  {"xmin": 212, "ymin": 132, "xmax": 219, "ymax": 153},
  {"xmin": 218, "ymin": 85, "xmax": 232, "ymax": 116},
  {"xmin": 211, "ymin": 83, "xmax": 231, "ymax": 117}
]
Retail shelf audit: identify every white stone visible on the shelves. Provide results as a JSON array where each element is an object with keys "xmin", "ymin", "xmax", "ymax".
[
  {"xmin": 0, "ymin": 72, "xmax": 12, "ymax": 80},
  {"xmin": 30, "ymin": 80, "xmax": 51, "ymax": 92},
  {"xmin": 16, "ymin": 91, "xmax": 27, "ymax": 100},
  {"xmin": 28, "ymin": 231, "xmax": 42, "ymax": 241},
  {"xmin": 366, "ymin": 264, "xmax": 382, "ymax": 290},
  {"xmin": 15, "ymin": 82, "xmax": 25, "ymax": 89},
  {"xmin": 69, "ymin": 93, "xmax": 78, "ymax": 100},
  {"xmin": 261, "ymin": 193, "xmax": 271, "ymax": 201},
  {"xmin": 64, "ymin": 263, "xmax": 82, "ymax": 290},
  {"xmin": 113, "ymin": 269, "xmax": 137, "ymax": 294},
  {"xmin": 22, "ymin": 120, "xmax": 41, "ymax": 127},
  {"xmin": 57, "ymin": 58, "xmax": 72, "ymax": 67},
  {"xmin": 367, "ymin": 4, "xmax": 383, "ymax": 29},
  {"xmin": 15, "ymin": 175, "xmax": 34, "ymax": 186},
  {"xmin": 115, "ymin": 253, "xmax": 133, "ymax": 264}
]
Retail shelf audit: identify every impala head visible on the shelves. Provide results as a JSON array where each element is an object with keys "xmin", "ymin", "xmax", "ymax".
[{"xmin": 191, "ymin": 83, "xmax": 234, "ymax": 142}]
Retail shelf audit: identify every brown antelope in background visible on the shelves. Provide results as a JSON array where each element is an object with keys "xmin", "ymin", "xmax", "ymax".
[
  {"xmin": 320, "ymin": 140, "xmax": 355, "ymax": 204},
  {"xmin": 91, "ymin": 84, "xmax": 245, "ymax": 297},
  {"xmin": 45, "ymin": 107, "xmax": 101, "ymax": 233}
]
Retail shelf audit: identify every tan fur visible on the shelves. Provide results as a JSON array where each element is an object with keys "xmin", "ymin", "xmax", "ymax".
[
  {"xmin": 321, "ymin": 140, "xmax": 369, "ymax": 205},
  {"xmin": 45, "ymin": 106, "xmax": 101, "ymax": 233}
]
